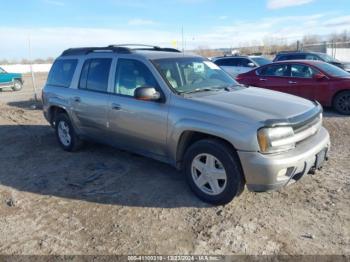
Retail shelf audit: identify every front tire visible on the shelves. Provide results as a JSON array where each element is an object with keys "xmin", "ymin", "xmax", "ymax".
[
  {"xmin": 333, "ymin": 91, "xmax": 350, "ymax": 115},
  {"xmin": 55, "ymin": 113, "xmax": 83, "ymax": 152},
  {"xmin": 12, "ymin": 80, "xmax": 23, "ymax": 91},
  {"xmin": 183, "ymin": 139, "xmax": 245, "ymax": 205}
]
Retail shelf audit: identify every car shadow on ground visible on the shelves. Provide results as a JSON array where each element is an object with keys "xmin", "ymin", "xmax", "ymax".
[
  {"xmin": 0, "ymin": 124, "xmax": 210, "ymax": 208},
  {"xmin": 7, "ymin": 100, "xmax": 43, "ymax": 110},
  {"xmin": 323, "ymin": 107, "xmax": 348, "ymax": 118}
]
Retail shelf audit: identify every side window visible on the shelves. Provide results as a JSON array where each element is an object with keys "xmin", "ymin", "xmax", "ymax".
[
  {"xmin": 290, "ymin": 54, "xmax": 306, "ymax": 60},
  {"xmin": 305, "ymin": 54, "xmax": 321, "ymax": 61},
  {"xmin": 214, "ymin": 58, "xmax": 239, "ymax": 67},
  {"xmin": 226, "ymin": 59, "xmax": 239, "ymax": 66},
  {"xmin": 115, "ymin": 59, "xmax": 159, "ymax": 97},
  {"xmin": 276, "ymin": 55, "xmax": 286, "ymax": 61},
  {"xmin": 47, "ymin": 59, "xmax": 78, "ymax": 88},
  {"xmin": 79, "ymin": 58, "xmax": 112, "ymax": 92},
  {"xmin": 258, "ymin": 64, "xmax": 289, "ymax": 77},
  {"xmin": 278, "ymin": 54, "xmax": 306, "ymax": 61},
  {"xmin": 0, "ymin": 67, "xmax": 5, "ymax": 73},
  {"xmin": 237, "ymin": 58, "xmax": 252, "ymax": 67},
  {"xmin": 214, "ymin": 59, "xmax": 227, "ymax": 66},
  {"xmin": 291, "ymin": 64, "xmax": 319, "ymax": 78},
  {"xmin": 213, "ymin": 59, "xmax": 224, "ymax": 66}
]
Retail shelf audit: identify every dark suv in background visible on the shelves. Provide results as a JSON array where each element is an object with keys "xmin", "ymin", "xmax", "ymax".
[{"xmin": 273, "ymin": 51, "xmax": 350, "ymax": 72}]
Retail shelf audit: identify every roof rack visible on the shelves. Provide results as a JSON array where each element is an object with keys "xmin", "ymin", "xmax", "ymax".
[
  {"xmin": 277, "ymin": 50, "xmax": 302, "ymax": 54},
  {"xmin": 61, "ymin": 44, "xmax": 181, "ymax": 56},
  {"xmin": 61, "ymin": 46, "xmax": 132, "ymax": 56},
  {"xmin": 109, "ymin": 44, "xmax": 181, "ymax": 53}
]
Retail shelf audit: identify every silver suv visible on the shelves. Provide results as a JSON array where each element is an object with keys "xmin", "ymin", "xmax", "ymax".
[{"xmin": 42, "ymin": 45, "xmax": 330, "ymax": 205}]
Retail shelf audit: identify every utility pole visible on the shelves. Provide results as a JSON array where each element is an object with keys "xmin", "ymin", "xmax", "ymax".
[
  {"xmin": 181, "ymin": 26, "xmax": 185, "ymax": 54},
  {"xmin": 28, "ymin": 35, "xmax": 38, "ymax": 102}
]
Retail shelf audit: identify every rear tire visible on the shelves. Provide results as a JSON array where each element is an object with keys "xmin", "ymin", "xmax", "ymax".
[
  {"xmin": 12, "ymin": 80, "xmax": 23, "ymax": 91},
  {"xmin": 333, "ymin": 91, "xmax": 350, "ymax": 115},
  {"xmin": 183, "ymin": 139, "xmax": 245, "ymax": 205},
  {"xmin": 55, "ymin": 113, "xmax": 83, "ymax": 152}
]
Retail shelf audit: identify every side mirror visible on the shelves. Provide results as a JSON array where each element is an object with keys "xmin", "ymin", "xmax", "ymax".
[
  {"xmin": 134, "ymin": 87, "xmax": 161, "ymax": 101},
  {"xmin": 248, "ymin": 62, "xmax": 256, "ymax": 68},
  {"xmin": 313, "ymin": 73, "xmax": 326, "ymax": 80}
]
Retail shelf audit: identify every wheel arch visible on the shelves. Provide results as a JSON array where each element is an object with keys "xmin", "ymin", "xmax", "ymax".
[
  {"xmin": 332, "ymin": 89, "xmax": 350, "ymax": 104},
  {"xmin": 332, "ymin": 89, "xmax": 350, "ymax": 113},
  {"xmin": 13, "ymin": 78, "xmax": 23, "ymax": 84},
  {"xmin": 176, "ymin": 130, "xmax": 240, "ymax": 170},
  {"xmin": 48, "ymin": 105, "xmax": 69, "ymax": 127}
]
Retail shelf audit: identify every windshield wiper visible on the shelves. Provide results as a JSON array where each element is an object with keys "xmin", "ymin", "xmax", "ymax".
[{"xmin": 181, "ymin": 87, "xmax": 224, "ymax": 95}]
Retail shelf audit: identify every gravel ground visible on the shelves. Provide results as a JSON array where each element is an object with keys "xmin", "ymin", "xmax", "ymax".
[{"xmin": 0, "ymin": 74, "xmax": 349, "ymax": 255}]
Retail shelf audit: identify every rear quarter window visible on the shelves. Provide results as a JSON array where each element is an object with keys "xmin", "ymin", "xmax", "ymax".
[
  {"xmin": 214, "ymin": 58, "xmax": 239, "ymax": 67},
  {"xmin": 47, "ymin": 59, "xmax": 78, "ymax": 88}
]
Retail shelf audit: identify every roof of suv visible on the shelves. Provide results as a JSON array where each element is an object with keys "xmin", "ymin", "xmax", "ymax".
[
  {"xmin": 269, "ymin": 60, "xmax": 327, "ymax": 67},
  {"xmin": 134, "ymin": 50, "xmax": 201, "ymax": 60},
  {"xmin": 60, "ymin": 45, "xmax": 201, "ymax": 60},
  {"xmin": 212, "ymin": 55, "xmax": 256, "ymax": 60},
  {"xmin": 276, "ymin": 51, "xmax": 322, "ymax": 56}
]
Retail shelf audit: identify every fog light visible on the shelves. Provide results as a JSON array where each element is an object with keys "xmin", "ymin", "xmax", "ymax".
[{"xmin": 276, "ymin": 168, "xmax": 288, "ymax": 182}]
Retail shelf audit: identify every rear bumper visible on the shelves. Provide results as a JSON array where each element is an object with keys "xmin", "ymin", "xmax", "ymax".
[{"xmin": 238, "ymin": 127, "xmax": 330, "ymax": 192}]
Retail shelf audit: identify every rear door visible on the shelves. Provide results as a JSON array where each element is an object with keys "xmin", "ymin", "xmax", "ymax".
[{"xmin": 71, "ymin": 58, "xmax": 112, "ymax": 139}]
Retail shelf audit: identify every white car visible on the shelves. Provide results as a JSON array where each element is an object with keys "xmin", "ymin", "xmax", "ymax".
[{"xmin": 211, "ymin": 55, "xmax": 271, "ymax": 78}]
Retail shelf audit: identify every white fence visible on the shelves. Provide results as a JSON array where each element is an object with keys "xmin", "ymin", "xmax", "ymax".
[
  {"xmin": 327, "ymin": 48, "xmax": 350, "ymax": 62},
  {"xmin": 0, "ymin": 64, "xmax": 52, "ymax": 74}
]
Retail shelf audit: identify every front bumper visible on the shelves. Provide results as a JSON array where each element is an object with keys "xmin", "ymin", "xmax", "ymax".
[{"xmin": 238, "ymin": 127, "xmax": 330, "ymax": 192}]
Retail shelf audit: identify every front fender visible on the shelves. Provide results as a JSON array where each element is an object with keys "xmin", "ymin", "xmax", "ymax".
[{"xmin": 167, "ymin": 118, "xmax": 259, "ymax": 164}]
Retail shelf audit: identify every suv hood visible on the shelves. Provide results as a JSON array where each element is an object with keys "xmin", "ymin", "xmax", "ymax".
[{"xmin": 191, "ymin": 87, "xmax": 316, "ymax": 123}]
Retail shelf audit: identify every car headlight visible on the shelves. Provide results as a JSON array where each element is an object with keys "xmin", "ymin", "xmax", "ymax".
[{"xmin": 257, "ymin": 126, "xmax": 295, "ymax": 154}]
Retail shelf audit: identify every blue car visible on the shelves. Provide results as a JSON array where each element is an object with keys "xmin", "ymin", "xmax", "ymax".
[{"xmin": 0, "ymin": 67, "xmax": 23, "ymax": 91}]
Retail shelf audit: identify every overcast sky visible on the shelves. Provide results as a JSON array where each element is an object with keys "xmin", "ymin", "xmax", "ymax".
[{"xmin": 1, "ymin": 0, "xmax": 350, "ymax": 59}]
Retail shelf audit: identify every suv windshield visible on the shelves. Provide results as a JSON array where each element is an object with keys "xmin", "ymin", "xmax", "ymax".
[
  {"xmin": 318, "ymin": 53, "xmax": 339, "ymax": 63},
  {"xmin": 318, "ymin": 62, "xmax": 350, "ymax": 77},
  {"xmin": 153, "ymin": 57, "xmax": 240, "ymax": 94}
]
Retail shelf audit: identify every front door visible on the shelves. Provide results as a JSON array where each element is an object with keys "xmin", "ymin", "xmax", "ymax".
[
  {"xmin": 108, "ymin": 58, "xmax": 169, "ymax": 158},
  {"xmin": 255, "ymin": 63, "xmax": 300, "ymax": 96},
  {"xmin": 0, "ymin": 67, "xmax": 12, "ymax": 87}
]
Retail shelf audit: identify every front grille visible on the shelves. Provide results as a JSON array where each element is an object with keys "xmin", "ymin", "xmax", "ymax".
[
  {"xmin": 294, "ymin": 113, "xmax": 322, "ymax": 133},
  {"xmin": 293, "ymin": 114, "xmax": 322, "ymax": 145}
]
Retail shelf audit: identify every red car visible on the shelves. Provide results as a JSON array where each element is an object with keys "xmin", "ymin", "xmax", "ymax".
[{"xmin": 236, "ymin": 60, "xmax": 350, "ymax": 114}]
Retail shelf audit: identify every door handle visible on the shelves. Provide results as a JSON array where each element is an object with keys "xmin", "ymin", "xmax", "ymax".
[
  {"xmin": 111, "ymin": 103, "xmax": 121, "ymax": 110},
  {"xmin": 288, "ymin": 81, "xmax": 297, "ymax": 84},
  {"xmin": 259, "ymin": 78, "xmax": 267, "ymax": 81},
  {"xmin": 73, "ymin": 97, "xmax": 81, "ymax": 102}
]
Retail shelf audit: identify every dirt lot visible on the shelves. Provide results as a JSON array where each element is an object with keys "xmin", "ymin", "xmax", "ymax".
[{"xmin": 0, "ymin": 74, "xmax": 349, "ymax": 255}]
